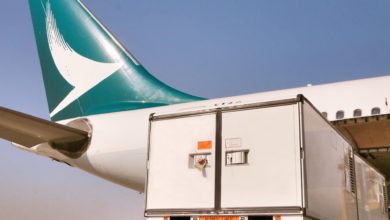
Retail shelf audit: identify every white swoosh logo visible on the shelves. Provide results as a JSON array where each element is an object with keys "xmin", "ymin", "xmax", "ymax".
[{"xmin": 46, "ymin": 2, "xmax": 123, "ymax": 117}]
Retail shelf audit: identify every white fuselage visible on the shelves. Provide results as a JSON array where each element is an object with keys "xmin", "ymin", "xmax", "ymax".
[{"xmin": 58, "ymin": 76, "xmax": 389, "ymax": 192}]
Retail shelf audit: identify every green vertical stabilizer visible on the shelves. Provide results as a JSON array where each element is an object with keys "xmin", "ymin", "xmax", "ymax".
[{"xmin": 29, "ymin": 0, "xmax": 204, "ymax": 121}]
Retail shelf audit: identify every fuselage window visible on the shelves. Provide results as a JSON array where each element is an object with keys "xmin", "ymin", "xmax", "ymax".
[
  {"xmin": 336, "ymin": 110, "xmax": 344, "ymax": 119},
  {"xmin": 353, "ymin": 109, "xmax": 362, "ymax": 117},
  {"xmin": 371, "ymin": 107, "xmax": 381, "ymax": 115},
  {"xmin": 321, "ymin": 112, "xmax": 328, "ymax": 119}
]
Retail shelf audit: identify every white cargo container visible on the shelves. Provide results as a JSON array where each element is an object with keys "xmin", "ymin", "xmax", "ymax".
[{"xmin": 144, "ymin": 95, "xmax": 388, "ymax": 220}]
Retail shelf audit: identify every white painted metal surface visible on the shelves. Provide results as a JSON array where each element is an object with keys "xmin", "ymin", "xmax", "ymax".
[
  {"xmin": 221, "ymin": 105, "xmax": 302, "ymax": 208},
  {"xmin": 146, "ymin": 114, "xmax": 216, "ymax": 210},
  {"xmin": 303, "ymin": 102, "xmax": 358, "ymax": 220}
]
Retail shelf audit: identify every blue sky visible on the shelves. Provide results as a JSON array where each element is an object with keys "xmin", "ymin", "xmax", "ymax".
[{"xmin": 0, "ymin": 0, "xmax": 390, "ymax": 219}]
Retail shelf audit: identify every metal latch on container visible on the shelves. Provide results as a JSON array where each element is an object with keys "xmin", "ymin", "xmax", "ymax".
[
  {"xmin": 226, "ymin": 150, "xmax": 249, "ymax": 165},
  {"xmin": 195, "ymin": 157, "xmax": 208, "ymax": 170},
  {"xmin": 189, "ymin": 153, "xmax": 211, "ymax": 170}
]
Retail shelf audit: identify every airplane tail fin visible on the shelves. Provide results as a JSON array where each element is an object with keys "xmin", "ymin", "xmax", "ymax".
[{"xmin": 29, "ymin": 0, "xmax": 204, "ymax": 121}]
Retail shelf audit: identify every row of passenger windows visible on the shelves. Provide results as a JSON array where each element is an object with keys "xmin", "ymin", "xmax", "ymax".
[{"xmin": 322, "ymin": 107, "xmax": 381, "ymax": 120}]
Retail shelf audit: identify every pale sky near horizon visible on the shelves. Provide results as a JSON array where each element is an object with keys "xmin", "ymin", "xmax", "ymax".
[{"xmin": 1, "ymin": 0, "xmax": 390, "ymax": 219}]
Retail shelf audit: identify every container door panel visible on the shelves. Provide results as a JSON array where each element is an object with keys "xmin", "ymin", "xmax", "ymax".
[
  {"xmin": 220, "ymin": 105, "xmax": 302, "ymax": 208},
  {"xmin": 147, "ymin": 114, "xmax": 216, "ymax": 210}
]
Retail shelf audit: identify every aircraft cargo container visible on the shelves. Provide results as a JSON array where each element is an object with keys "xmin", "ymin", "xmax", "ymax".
[{"xmin": 144, "ymin": 95, "xmax": 388, "ymax": 220}]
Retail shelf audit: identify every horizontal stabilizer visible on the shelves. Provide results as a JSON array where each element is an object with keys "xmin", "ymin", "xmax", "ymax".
[{"xmin": 0, "ymin": 107, "xmax": 89, "ymax": 158}]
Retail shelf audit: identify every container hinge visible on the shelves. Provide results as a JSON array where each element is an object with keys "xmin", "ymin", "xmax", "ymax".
[{"xmin": 345, "ymin": 149, "xmax": 356, "ymax": 194}]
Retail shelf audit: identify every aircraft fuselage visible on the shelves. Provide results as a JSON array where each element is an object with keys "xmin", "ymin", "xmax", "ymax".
[{"xmin": 55, "ymin": 76, "xmax": 390, "ymax": 192}]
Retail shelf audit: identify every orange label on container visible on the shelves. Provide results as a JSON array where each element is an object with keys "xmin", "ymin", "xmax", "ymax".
[
  {"xmin": 198, "ymin": 141, "xmax": 212, "ymax": 150},
  {"xmin": 199, "ymin": 217, "xmax": 239, "ymax": 220},
  {"xmin": 274, "ymin": 216, "xmax": 281, "ymax": 220},
  {"xmin": 163, "ymin": 217, "xmax": 168, "ymax": 220}
]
